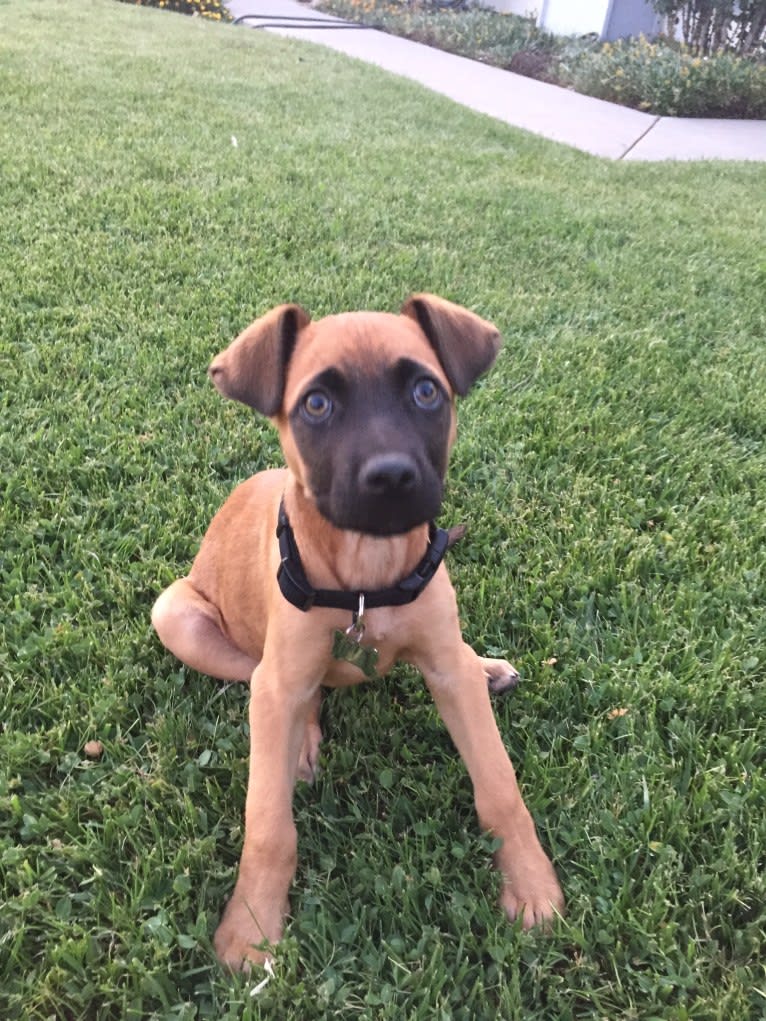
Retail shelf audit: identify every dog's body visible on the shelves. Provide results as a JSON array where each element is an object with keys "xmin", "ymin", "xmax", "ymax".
[{"xmin": 152, "ymin": 295, "xmax": 563, "ymax": 970}]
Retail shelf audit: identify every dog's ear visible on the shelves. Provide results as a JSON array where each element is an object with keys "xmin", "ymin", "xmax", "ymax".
[
  {"xmin": 208, "ymin": 304, "xmax": 311, "ymax": 416},
  {"xmin": 401, "ymin": 294, "xmax": 501, "ymax": 396}
]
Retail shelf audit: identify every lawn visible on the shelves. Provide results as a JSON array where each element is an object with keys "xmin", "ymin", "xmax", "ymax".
[{"xmin": 1, "ymin": 1, "xmax": 765, "ymax": 1018}]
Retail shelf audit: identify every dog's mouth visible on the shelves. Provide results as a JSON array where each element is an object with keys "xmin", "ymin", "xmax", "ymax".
[{"xmin": 319, "ymin": 498, "xmax": 442, "ymax": 537}]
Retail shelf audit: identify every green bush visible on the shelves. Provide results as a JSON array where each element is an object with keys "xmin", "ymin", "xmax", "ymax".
[
  {"xmin": 649, "ymin": 0, "xmax": 766, "ymax": 57},
  {"xmin": 115, "ymin": 0, "xmax": 230, "ymax": 20},
  {"xmin": 563, "ymin": 35, "xmax": 766, "ymax": 118}
]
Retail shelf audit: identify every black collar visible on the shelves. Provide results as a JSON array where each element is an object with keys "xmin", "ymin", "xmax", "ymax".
[{"xmin": 276, "ymin": 500, "xmax": 450, "ymax": 613}]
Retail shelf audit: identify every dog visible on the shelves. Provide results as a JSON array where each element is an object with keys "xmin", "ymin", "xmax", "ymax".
[{"xmin": 152, "ymin": 294, "xmax": 564, "ymax": 970}]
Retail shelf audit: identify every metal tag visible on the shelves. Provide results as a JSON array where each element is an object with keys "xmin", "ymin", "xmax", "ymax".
[
  {"xmin": 332, "ymin": 628, "xmax": 379, "ymax": 680},
  {"xmin": 331, "ymin": 594, "xmax": 379, "ymax": 680}
]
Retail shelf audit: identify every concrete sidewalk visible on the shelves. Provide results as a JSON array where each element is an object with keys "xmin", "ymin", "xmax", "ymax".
[{"xmin": 225, "ymin": 0, "xmax": 766, "ymax": 162}]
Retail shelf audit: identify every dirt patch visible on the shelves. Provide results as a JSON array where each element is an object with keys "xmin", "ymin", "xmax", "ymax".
[{"xmin": 508, "ymin": 49, "xmax": 559, "ymax": 84}]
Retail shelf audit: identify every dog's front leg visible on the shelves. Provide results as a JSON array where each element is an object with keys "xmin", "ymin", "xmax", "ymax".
[
  {"xmin": 419, "ymin": 640, "xmax": 564, "ymax": 929},
  {"xmin": 213, "ymin": 658, "xmax": 319, "ymax": 971}
]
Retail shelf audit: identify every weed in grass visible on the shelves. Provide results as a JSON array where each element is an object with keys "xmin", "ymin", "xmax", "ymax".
[{"xmin": 1, "ymin": 1, "xmax": 765, "ymax": 1018}]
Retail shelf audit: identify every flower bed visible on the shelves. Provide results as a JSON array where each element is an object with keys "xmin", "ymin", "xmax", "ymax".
[{"xmin": 319, "ymin": 0, "xmax": 766, "ymax": 118}]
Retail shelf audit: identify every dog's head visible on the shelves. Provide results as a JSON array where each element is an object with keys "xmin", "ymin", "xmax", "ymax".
[{"xmin": 209, "ymin": 295, "xmax": 500, "ymax": 536}]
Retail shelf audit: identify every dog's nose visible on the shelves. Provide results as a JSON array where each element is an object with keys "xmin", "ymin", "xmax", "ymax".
[{"xmin": 360, "ymin": 453, "xmax": 418, "ymax": 496}]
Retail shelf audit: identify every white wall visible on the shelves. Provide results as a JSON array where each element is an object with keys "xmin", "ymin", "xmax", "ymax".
[
  {"xmin": 482, "ymin": 0, "xmax": 667, "ymax": 41},
  {"xmin": 537, "ymin": 0, "xmax": 610, "ymax": 36}
]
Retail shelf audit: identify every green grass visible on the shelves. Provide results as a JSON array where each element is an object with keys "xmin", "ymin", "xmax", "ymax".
[{"xmin": 2, "ymin": 1, "xmax": 765, "ymax": 1018}]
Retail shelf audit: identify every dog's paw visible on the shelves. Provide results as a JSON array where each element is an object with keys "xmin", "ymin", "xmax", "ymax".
[
  {"xmin": 214, "ymin": 927, "xmax": 270, "ymax": 973},
  {"xmin": 213, "ymin": 894, "xmax": 283, "ymax": 972},
  {"xmin": 480, "ymin": 657, "xmax": 520, "ymax": 695},
  {"xmin": 498, "ymin": 855, "xmax": 564, "ymax": 931}
]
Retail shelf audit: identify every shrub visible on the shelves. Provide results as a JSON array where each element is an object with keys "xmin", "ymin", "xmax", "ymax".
[
  {"xmin": 649, "ymin": 0, "xmax": 766, "ymax": 57},
  {"xmin": 115, "ymin": 0, "xmax": 230, "ymax": 20},
  {"xmin": 562, "ymin": 35, "xmax": 766, "ymax": 118}
]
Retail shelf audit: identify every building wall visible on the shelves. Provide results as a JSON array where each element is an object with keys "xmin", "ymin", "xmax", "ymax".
[
  {"xmin": 483, "ymin": 0, "xmax": 664, "ymax": 42},
  {"xmin": 537, "ymin": 0, "xmax": 610, "ymax": 36},
  {"xmin": 603, "ymin": 0, "xmax": 662, "ymax": 41}
]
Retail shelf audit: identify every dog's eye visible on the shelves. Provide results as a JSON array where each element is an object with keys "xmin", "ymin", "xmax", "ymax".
[
  {"xmin": 302, "ymin": 391, "xmax": 333, "ymax": 422},
  {"xmin": 412, "ymin": 377, "xmax": 441, "ymax": 409}
]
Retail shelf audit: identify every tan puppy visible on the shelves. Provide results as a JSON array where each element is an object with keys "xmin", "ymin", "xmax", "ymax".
[{"xmin": 152, "ymin": 294, "xmax": 563, "ymax": 970}]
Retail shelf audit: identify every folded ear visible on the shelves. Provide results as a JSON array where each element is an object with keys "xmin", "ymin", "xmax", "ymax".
[
  {"xmin": 400, "ymin": 294, "xmax": 501, "ymax": 396},
  {"xmin": 208, "ymin": 304, "xmax": 311, "ymax": 416}
]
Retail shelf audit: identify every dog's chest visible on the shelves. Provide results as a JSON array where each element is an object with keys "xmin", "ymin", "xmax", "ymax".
[{"xmin": 358, "ymin": 606, "xmax": 393, "ymax": 647}]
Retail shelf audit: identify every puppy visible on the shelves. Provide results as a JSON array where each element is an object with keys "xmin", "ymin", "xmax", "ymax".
[{"xmin": 152, "ymin": 294, "xmax": 563, "ymax": 970}]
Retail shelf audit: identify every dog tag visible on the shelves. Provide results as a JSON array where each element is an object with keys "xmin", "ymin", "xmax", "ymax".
[
  {"xmin": 332, "ymin": 628, "xmax": 379, "ymax": 680},
  {"xmin": 332, "ymin": 595, "xmax": 379, "ymax": 680}
]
